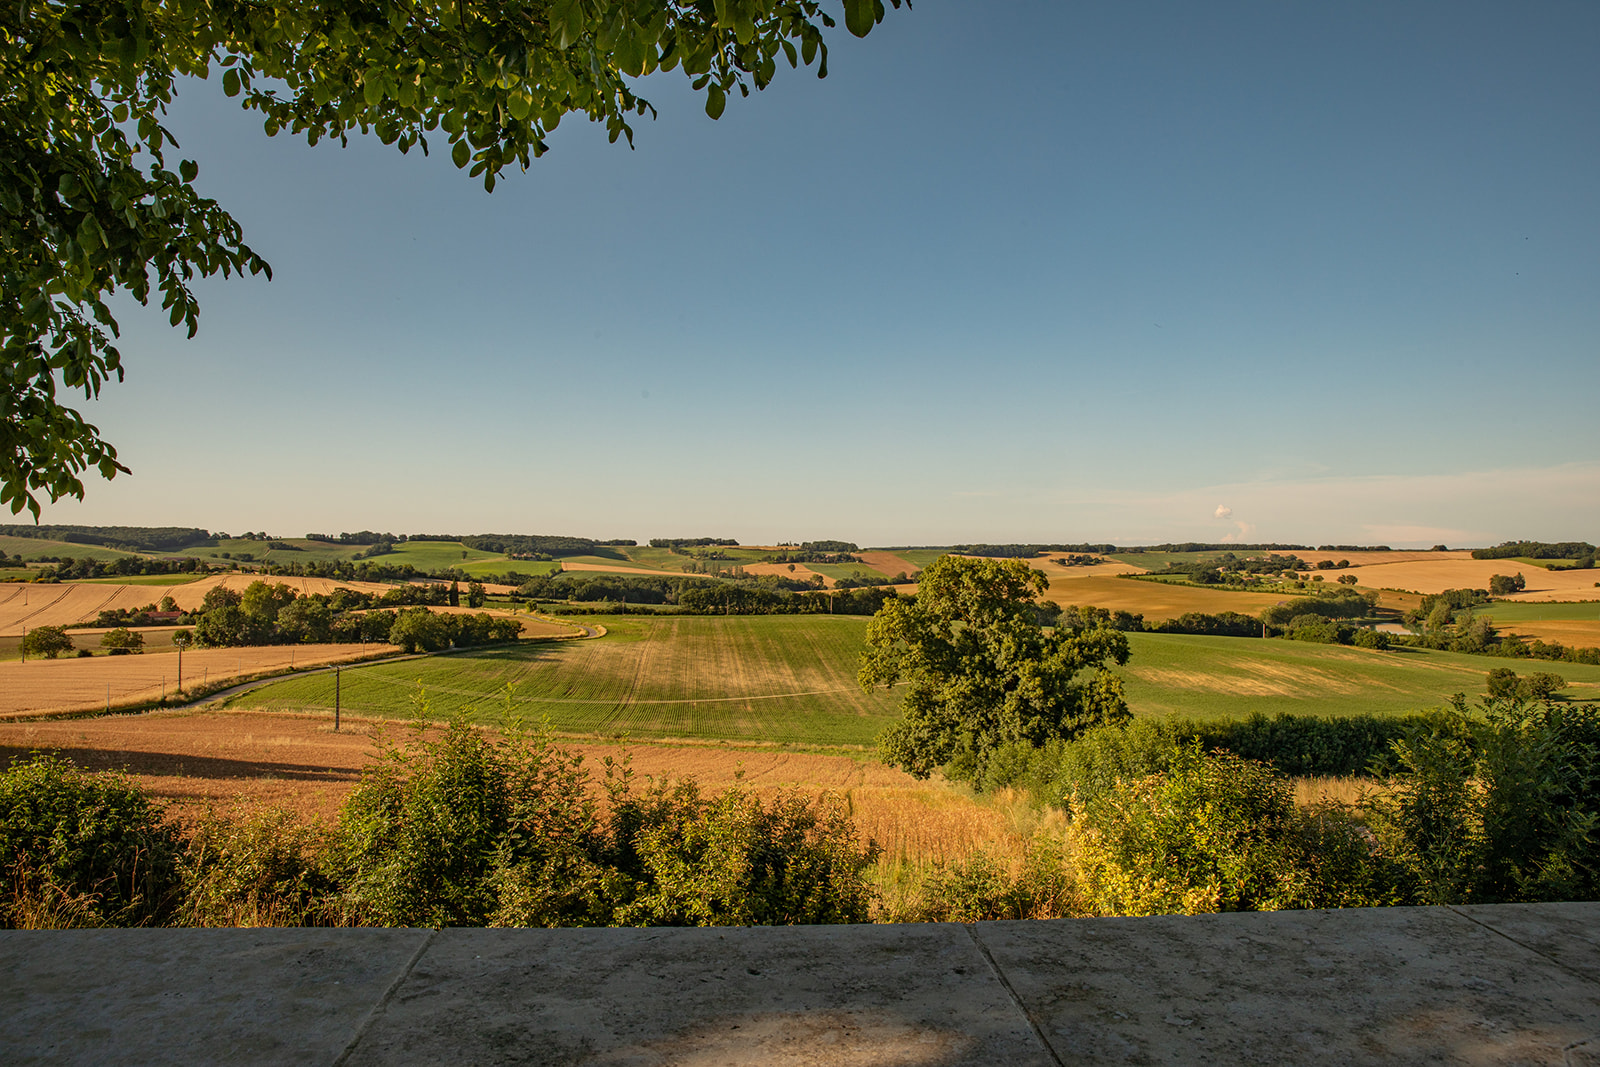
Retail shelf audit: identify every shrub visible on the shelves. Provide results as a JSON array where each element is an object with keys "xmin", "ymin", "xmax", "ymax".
[
  {"xmin": 1071, "ymin": 745, "xmax": 1391, "ymax": 915},
  {"xmin": 334, "ymin": 708, "xmax": 878, "ymax": 928},
  {"xmin": 99, "ymin": 627, "xmax": 145, "ymax": 654},
  {"xmin": 1351, "ymin": 628, "xmax": 1391, "ymax": 650},
  {"xmin": 607, "ymin": 779, "xmax": 878, "ymax": 927},
  {"xmin": 1368, "ymin": 699, "xmax": 1600, "ymax": 904},
  {"xmin": 0, "ymin": 756, "xmax": 180, "ymax": 927}
]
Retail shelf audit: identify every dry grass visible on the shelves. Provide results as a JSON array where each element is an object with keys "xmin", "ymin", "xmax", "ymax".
[
  {"xmin": 558, "ymin": 561, "xmax": 686, "ymax": 577},
  {"xmin": 0, "ymin": 644, "xmax": 397, "ymax": 719},
  {"xmin": 1292, "ymin": 777, "xmax": 1371, "ymax": 809}
]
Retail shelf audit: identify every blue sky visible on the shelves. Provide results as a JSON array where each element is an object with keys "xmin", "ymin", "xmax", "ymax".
[{"xmin": 37, "ymin": 0, "xmax": 1600, "ymax": 547}]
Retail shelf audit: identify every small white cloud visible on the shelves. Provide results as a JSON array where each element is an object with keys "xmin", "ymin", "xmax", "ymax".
[{"xmin": 1214, "ymin": 504, "xmax": 1233, "ymax": 520}]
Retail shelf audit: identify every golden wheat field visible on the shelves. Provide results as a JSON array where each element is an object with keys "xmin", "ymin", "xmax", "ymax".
[
  {"xmin": 1492, "ymin": 619, "xmax": 1600, "ymax": 648},
  {"xmin": 1335, "ymin": 558, "xmax": 1600, "ymax": 599},
  {"xmin": 739, "ymin": 561, "xmax": 832, "ymax": 585},
  {"xmin": 1035, "ymin": 576, "xmax": 1291, "ymax": 621},
  {"xmin": 856, "ymin": 551, "xmax": 922, "ymax": 578},
  {"xmin": 1289, "ymin": 549, "xmax": 1468, "ymax": 567},
  {"xmin": 0, "ymin": 644, "xmax": 398, "ymax": 719},
  {"xmin": 0, "ymin": 582, "xmax": 163, "ymax": 636}
]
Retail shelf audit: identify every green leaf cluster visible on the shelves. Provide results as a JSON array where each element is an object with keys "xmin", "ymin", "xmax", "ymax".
[{"xmin": 2, "ymin": 0, "xmax": 902, "ymax": 515}]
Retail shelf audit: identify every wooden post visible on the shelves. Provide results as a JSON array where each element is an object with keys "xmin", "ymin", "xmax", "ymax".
[{"xmin": 335, "ymin": 666, "xmax": 341, "ymax": 733}]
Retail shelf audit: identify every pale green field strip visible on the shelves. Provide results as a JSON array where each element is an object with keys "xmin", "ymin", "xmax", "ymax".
[
  {"xmin": 0, "ymin": 535, "xmax": 138, "ymax": 562},
  {"xmin": 1122, "ymin": 632, "xmax": 1600, "ymax": 721},
  {"xmin": 229, "ymin": 615, "xmax": 901, "ymax": 747}
]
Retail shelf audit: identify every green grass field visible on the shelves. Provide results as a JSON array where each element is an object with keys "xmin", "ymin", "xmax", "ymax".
[
  {"xmin": 458, "ymin": 558, "xmax": 561, "ymax": 580},
  {"xmin": 229, "ymin": 615, "xmax": 1600, "ymax": 748},
  {"xmin": 229, "ymin": 615, "xmax": 901, "ymax": 747},
  {"xmin": 0, "ymin": 535, "xmax": 140, "ymax": 562}
]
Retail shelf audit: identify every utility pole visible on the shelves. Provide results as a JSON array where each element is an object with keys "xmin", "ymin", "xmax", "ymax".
[{"xmin": 335, "ymin": 666, "xmax": 341, "ymax": 733}]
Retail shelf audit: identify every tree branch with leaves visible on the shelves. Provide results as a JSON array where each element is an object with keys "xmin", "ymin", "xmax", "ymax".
[{"xmin": 1, "ymin": 0, "xmax": 902, "ymax": 515}]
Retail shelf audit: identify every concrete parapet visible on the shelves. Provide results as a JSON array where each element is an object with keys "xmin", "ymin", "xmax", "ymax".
[{"xmin": 3, "ymin": 903, "xmax": 1598, "ymax": 1065}]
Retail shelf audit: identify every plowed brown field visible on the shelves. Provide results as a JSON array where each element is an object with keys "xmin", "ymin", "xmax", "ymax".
[{"xmin": 0, "ymin": 644, "xmax": 397, "ymax": 719}]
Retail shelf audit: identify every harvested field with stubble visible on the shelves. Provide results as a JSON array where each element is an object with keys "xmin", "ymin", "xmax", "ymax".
[
  {"xmin": 231, "ymin": 615, "xmax": 901, "ymax": 746},
  {"xmin": 1333, "ymin": 558, "xmax": 1600, "ymax": 600},
  {"xmin": 0, "ymin": 643, "xmax": 400, "ymax": 720},
  {"xmin": 1036, "ymin": 575, "xmax": 1290, "ymax": 621},
  {"xmin": 0, "ymin": 582, "xmax": 163, "ymax": 636}
]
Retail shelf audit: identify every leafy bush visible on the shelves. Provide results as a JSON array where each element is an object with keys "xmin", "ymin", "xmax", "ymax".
[
  {"xmin": 1071, "ymin": 745, "xmax": 1391, "ymax": 915},
  {"xmin": 606, "ymin": 779, "xmax": 878, "ymax": 926},
  {"xmin": 99, "ymin": 627, "xmax": 145, "ymax": 654},
  {"xmin": 334, "ymin": 710, "xmax": 878, "ymax": 928},
  {"xmin": 1351, "ymin": 628, "xmax": 1391, "ymax": 650},
  {"xmin": 0, "ymin": 756, "xmax": 180, "ymax": 927},
  {"xmin": 1368, "ymin": 698, "xmax": 1600, "ymax": 904},
  {"xmin": 1202, "ymin": 712, "xmax": 1422, "ymax": 778}
]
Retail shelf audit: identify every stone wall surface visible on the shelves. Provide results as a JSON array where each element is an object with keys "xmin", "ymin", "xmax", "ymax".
[{"xmin": 2, "ymin": 903, "xmax": 1598, "ymax": 1066}]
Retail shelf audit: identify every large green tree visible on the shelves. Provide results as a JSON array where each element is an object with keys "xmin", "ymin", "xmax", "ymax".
[
  {"xmin": 859, "ymin": 554, "xmax": 1133, "ymax": 781},
  {"xmin": 1, "ymin": 0, "xmax": 900, "ymax": 516}
]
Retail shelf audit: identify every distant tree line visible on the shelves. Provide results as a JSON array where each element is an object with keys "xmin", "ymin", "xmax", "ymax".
[
  {"xmin": 0, "ymin": 525, "xmax": 213, "ymax": 553},
  {"xmin": 763, "ymin": 550, "xmax": 859, "ymax": 564},
  {"xmin": 649, "ymin": 537, "xmax": 740, "ymax": 548},
  {"xmin": 1155, "ymin": 552, "xmax": 1309, "ymax": 583},
  {"xmin": 514, "ymin": 573, "xmax": 898, "ymax": 616},
  {"xmin": 1473, "ymin": 541, "xmax": 1595, "ymax": 562},
  {"xmin": 306, "ymin": 531, "xmax": 400, "ymax": 545},
  {"xmin": 183, "ymin": 582, "xmax": 520, "ymax": 650},
  {"xmin": 34, "ymin": 556, "xmax": 208, "ymax": 581}
]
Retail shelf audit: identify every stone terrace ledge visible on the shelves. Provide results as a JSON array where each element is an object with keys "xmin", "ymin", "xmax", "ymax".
[{"xmin": 4, "ymin": 903, "xmax": 1599, "ymax": 1065}]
